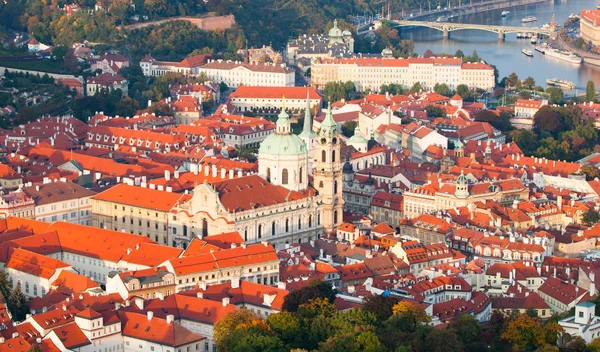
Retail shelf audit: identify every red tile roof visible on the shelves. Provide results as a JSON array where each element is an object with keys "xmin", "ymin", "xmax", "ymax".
[
  {"xmin": 92, "ymin": 183, "xmax": 191, "ymax": 212},
  {"xmin": 5, "ymin": 248, "xmax": 69, "ymax": 279}
]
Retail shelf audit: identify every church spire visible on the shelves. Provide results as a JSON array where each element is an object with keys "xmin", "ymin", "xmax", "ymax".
[
  {"xmin": 319, "ymin": 103, "xmax": 337, "ymax": 137},
  {"xmin": 302, "ymin": 89, "xmax": 313, "ymax": 135},
  {"xmin": 275, "ymin": 96, "xmax": 291, "ymax": 135}
]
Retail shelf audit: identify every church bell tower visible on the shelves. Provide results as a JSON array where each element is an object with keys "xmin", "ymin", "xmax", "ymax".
[{"xmin": 313, "ymin": 104, "xmax": 344, "ymax": 232}]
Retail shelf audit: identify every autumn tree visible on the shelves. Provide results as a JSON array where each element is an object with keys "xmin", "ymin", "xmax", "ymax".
[
  {"xmin": 390, "ymin": 301, "xmax": 430, "ymax": 332},
  {"xmin": 533, "ymin": 106, "xmax": 565, "ymax": 137},
  {"xmin": 214, "ymin": 309, "xmax": 263, "ymax": 350},
  {"xmin": 501, "ymin": 314, "xmax": 545, "ymax": 351},
  {"xmin": 363, "ymin": 294, "xmax": 399, "ymax": 320},
  {"xmin": 282, "ymin": 281, "xmax": 337, "ymax": 312}
]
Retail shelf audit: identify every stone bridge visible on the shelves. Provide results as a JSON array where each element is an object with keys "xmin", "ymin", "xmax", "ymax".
[{"xmin": 389, "ymin": 20, "xmax": 552, "ymax": 40}]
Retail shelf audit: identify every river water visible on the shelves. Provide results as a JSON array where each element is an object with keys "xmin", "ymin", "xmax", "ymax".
[{"xmin": 399, "ymin": 0, "xmax": 600, "ymax": 90}]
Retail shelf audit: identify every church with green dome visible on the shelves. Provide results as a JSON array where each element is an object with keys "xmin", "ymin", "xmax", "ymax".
[{"xmin": 258, "ymin": 102, "xmax": 309, "ymax": 192}]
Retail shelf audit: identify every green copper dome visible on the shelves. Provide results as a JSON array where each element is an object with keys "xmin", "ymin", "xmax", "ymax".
[
  {"xmin": 348, "ymin": 125, "xmax": 367, "ymax": 144},
  {"xmin": 328, "ymin": 20, "xmax": 344, "ymax": 43},
  {"xmin": 259, "ymin": 104, "xmax": 306, "ymax": 155},
  {"xmin": 258, "ymin": 133, "xmax": 307, "ymax": 155}
]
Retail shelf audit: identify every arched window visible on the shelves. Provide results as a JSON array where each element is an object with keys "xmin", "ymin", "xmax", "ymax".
[
  {"xmin": 266, "ymin": 168, "xmax": 271, "ymax": 182},
  {"xmin": 25, "ymin": 282, "xmax": 29, "ymax": 294},
  {"xmin": 202, "ymin": 218, "xmax": 208, "ymax": 238},
  {"xmin": 319, "ymin": 181, "xmax": 324, "ymax": 188},
  {"xmin": 258, "ymin": 224, "xmax": 262, "ymax": 239},
  {"xmin": 298, "ymin": 218, "xmax": 302, "ymax": 230},
  {"xmin": 244, "ymin": 229, "xmax": 248, "ymax": 242},
  {"xmin": 309, "ymin": 215, "xmax": 312, "ymax": 228},
  {"xmin": 334, "ymin": 181, "xmax": 338, "ymax": 194},
  {"xmin": 282, "ymin": 169, "xmax": 288, "ymax": 185},
  {"xmin": 334, "ymin": 210, "xmax": 338, "ymax": 224},
  {"xmin": 272, "ymin": 222, "xmax": 276, "ymax": 236},
  {"xmin": 332, "ymin": 150, "xmax": 336, "ymax": 163},
  {"xmin": 318, "ymin": 213, "xmax": 321, "ymax": 225},
  {"xmin": 285, "ymin": 219, "xmax": 290, "ymax": 232},
  {"xmin": 299, "ymin": 167, "xmax": 303, "ymax": 184},
  {"xmin": 321, "ymin": 150, "xmax": 326, "ymax": 162}
]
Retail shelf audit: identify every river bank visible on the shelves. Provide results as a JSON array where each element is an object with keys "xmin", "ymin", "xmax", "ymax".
[{"xmin": 398, "ymin": 0, "xmax": 550, "ymax": 21}]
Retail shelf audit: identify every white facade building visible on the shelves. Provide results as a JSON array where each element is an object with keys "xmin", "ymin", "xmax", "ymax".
[
  {"xmin": 196, "ymin": 60, "xmax": 295, "ymax": 88},
  {"xmin": 311, "ymin": 57, "xmax": 495, "ymax": 92}
]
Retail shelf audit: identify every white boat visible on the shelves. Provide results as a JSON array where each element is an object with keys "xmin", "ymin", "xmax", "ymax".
[
  {"xmin": 534, "ymin": 46, "xmax": 546, "ymax": 54},
  {"xmin": 544, "ymin": 48, "xmax": 582, "ymax": 64},
  {"xmin": 522, "ymin": 48, "xmax": 534, "ymax": 57},
  {"xmin": 531, "ymin": 37, "xmax": 537, "ymax": 44},
  {"xmin": 502, "ymin": 10, "xmax": 510, "ymax": 17},
  {"xmin": 546, "ymin": 78, "xmax": 576, "ymax": 89},
  {"xmin": 437, "ymin": 16, "xmax": 448, "ymax": 22},
  {"xmin": 522, "ymin": 16, "xmax": 537, "ymax": 23}
]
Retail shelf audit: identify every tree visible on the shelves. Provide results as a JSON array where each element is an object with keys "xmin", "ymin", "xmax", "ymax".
[
  {"xmin": 223, "ymin": 322, "xmax": 286, "ymax": 352},
  {"xmin": 507, "ymin": 72, "xmax": 520, "ymax": 88},
  {"xmin": 16, "ymin": 106, "xmax": 37, "ymax": 124},
  {"xmin": 0, "ymin": 271, "xmax": 10, "ymax": 300},
  {"xmin": 501, "ymin": 314, "xmax": 545, "ymax": 351},
  {"xmin": 115, "ymin": 97, "xmax": 140, "ymax": 117},
  {"xmin": 580, "ymin": 164, "xmax": 600, "ymax": 181},
  {"xmin": 391, "ymin": 301, "xmax": 430, "ymax": 332},
  {"xmin": 363, "ymin": 294, "xmax": 399, "ymax": 321},
  {"xmin": 324, "ymin": 81, "xmax": 349, "ymax": 102},
  {"xmin": 433, "ymin": 83, "xmax": 452, "ymax": 97},
  {"xmin": 283, "ymin": 281, "xmax": 337, "ymax": 312},
  {"xmin": 589, "ymin": 337, "xmax": 600, "ymax": 351},
  {"xmin": 63, "ymin": 49, "xmax": 80, "ymax": 72},
  {"xmin": 7, "ymin": 286, "xmax": 27, "ymax": 321},
  {"xmin": 410, "ymin": 82, "xmax": 423, "ymax": 93},
  {"xmin": 27, "ymin": 345, "xmax": 43, "ymax": 352},
  {"xmin": 456, "ymin": 84, "xmax": 469, "ymax": 99},
  {"xmin": 424, "ymin": 329, "xmax": 463, "ymax": 352},
  {"xmin": 424, "ymin": 105, "xmax": 445, "ymax": 118},
  {"xmin": 546, "ymin": 87, "xmax": 564, "ymax": 105},
  {"xmin": 219, "ymin": 82, "xmax": 229, "ymax": 94},
  {"xmin": 470, "ymin": 50, "xmax": 480, "ymax": 62},
  {"xmin": 52, "ymin": 46, "xmax": 68, "ymax": 62},
  {"xmin": 455, "ymin": 49, "xmax": 464, "ymax": 58},
  {"xmin": 533, "ymin": 106, "xmax": 565, "ymax": 137},
  {"xmin": 341, "ymin": 120, "xmax": 357, "ymax": 138},
  {"xmin": 523, "ymin": 77, "xmax": 536, "ymax": 90},
  {"xmin": 214, "ymin": 309, "xmax": 263, "ymax": 350},
  {"xmin": 197, "ymin": 72, "xmax": 210, "ymax": 84},
  {"xmin": 582, "ymin": 209, "xmax": 600, "ymax": 227},
  {"xmin": 587, "ymin": 80, "xmax": 597, "ymax": 102},
  {"xmin": 267, "ymin": 312, "xmax": 303, "ymax": 348},
  {"xmin": 447, "ymin": 315, "xmax": 481, "ymax": 345},
  {"xmin": 474, "ymin": 110, "xmax": 512, "ymax": 132}
]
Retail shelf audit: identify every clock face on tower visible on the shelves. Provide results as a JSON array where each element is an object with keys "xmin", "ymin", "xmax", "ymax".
[
  {"xmin": 321, "ymin": 138, "xmax": 327, "ymax": 145},
  {"xmin": 332, "ymin": 137, "xmax": 337, "ymax": 145}
]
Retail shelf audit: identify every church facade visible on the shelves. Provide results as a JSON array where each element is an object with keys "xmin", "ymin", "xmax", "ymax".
[{"xmin": 168, "ymin": 100, "xmax": 344, "ymax": 249}]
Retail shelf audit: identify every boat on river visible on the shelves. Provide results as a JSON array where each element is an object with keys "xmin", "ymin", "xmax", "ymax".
[
  {"xmin": 522, "ymin": 16, "xmax": 537, "ymax": 23},
  {"xmin": 502, "ymin": 11, "xmax": 510, "ymax": 17},
  {"xmin": 544, "ymin": 48, "xmax": 582, "ymax": 64},
  {"xmin": 522, "ymin": 48, "xmax": 534, "ymax": 57},
  {"xmin": 546, "ymin": 78, "xmax": 576, "ymax": 89}
]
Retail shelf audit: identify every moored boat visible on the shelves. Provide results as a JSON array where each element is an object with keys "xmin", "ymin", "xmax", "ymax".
[
  {"xmin": 522, "ymin": 48, "xmax": 534, "ymax": 57},
  {"xmin": 522, "ymin": 16, "xmax": 537, "ymax": 23}
]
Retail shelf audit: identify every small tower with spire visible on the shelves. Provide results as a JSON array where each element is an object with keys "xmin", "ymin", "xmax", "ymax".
[
  {"xmin": 299, "ymin": 89, "xmax": 318, "ymax": 174},
  {"xmin": 455, "ymin": 170, "xmax": 470, "ymax": 198}
]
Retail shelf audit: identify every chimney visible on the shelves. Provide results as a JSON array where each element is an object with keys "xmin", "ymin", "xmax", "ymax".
[
  {"xmin": 212, "ymin": 165, "xmax": 217, "ymax": 177},
  {"xmin": 229, "ymin": 169, "xmax": 234, "ymax": 179},
  {"xmin": 147, "ymin": 311, "xmax": 153, "ymax": 321},
  {"xmin": 277, "ymin": 282, "xmax": 287, "ymax": 290},
  {"xmin": 165, "ymin": 170, "xmax": 171, "ymax": 181},
  {"xmin": 156, "ymin": 292, "xmax": 164, "ymax": 301},
  {"xmin": 166, "ymin": 314, "xmax": 174, "ymax": 324},
  {"xmin": 557, "ymin": 195, "xmax": 563, "ymax": 211},
  {"xmin": 221, "ymin": 168, "xmax": 226, "ymax": 179},
  {"xmin": 115, "ymin": 302, "xmax": 121, "ymax": 310},
  {"xmin": 135, "ymin": 297, "xmax": 144, "ymax": 310},
  {"xmin": 231, "ymin": 277, "xmax": 240, "ymax": 289},
  {"xmin": 196, "ymin": 292, "xmax": 204, "ymax": 299},
  {"xmin": 222, "ymin": 297, "xmax": 230, "ymax": 306},
  {"xmin": 174, "ymin": 170, "xmax": 180, "ymax": 179}
]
